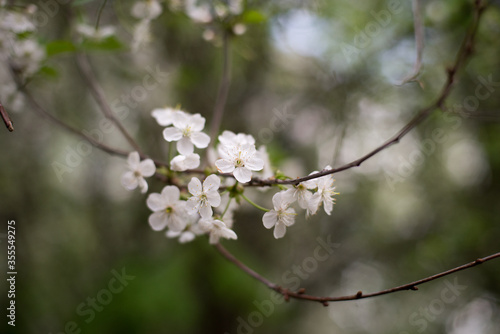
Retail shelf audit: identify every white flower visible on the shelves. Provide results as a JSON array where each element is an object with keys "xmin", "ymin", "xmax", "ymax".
[
  {"xmin": 283, "ymin": 180, "xmax": 319, "ymax": 216},
  {"xmin": 76, "ymin": 23, "xmax": 115, "ymax": 41},
  {"xmin": 121, "ymin": 151, "xmax": 156, "ymax": 193},
  {"xmin": 163, "ymin": 112, "xmax": 211, "ymax": 155},
  {"xmin": 131, "ymin": 19, "xmax": 151, "ymax": 51},
  {"xmin": 307, "ymin": 166, "xmax": 339, "ymax": 215},
  {"xmin": 166, "ymin": 223, "xmax": 205, "ymax": 243},
  {"xmin": 152, "ymin": 107, "xmax": 181, "ymax": 126},
  {"xmin": 170, "ymin": 153, "xmax": 200, "ymax": 171},
  {"xmin": 186, "ymin": 175, "xmax": 221, "ymax": 218},
  {"xmin": 146, "ymin": 185, "xmax": 187, "ymax": 232},
  {"xmin": 11, "ymin": 39, "xmax": 45, "ymax": 77},
  {"xmin": 218, "ymin": 130, "xmax": 255, "ymax": 148},
  {"xmin": 199, "ymin": 218, "xmax": 237, "ymax": 244},
  {"xmin": 131, "ymin": 0, "xmax": 163, "ymax": 20},
  {"xmin": 185, "ymin": 0, "xmax": 213, "ymax": 23},
  {"xmin": 215, "ymin": 143, "xmax": 264, "ymax": 183},
  {"xmin": 1, "ymin": 12, "xmax": 35, "ymax": 33},
  {"xmin": 262, "ymin": 191, "xmax": 296, "ymax": 239}
]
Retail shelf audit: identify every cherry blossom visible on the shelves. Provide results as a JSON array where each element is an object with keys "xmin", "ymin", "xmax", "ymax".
[
  {"xmin": 170, "ymin": 153, "xmax": 200, "ymax": 171},
  {"xmin": 163, "ymin": 112, "xmax": 211, "ymax": 155},
  {"xmin": 186, "ymin": 175, "xmax": 221, "ymax": 218},
  {"xmin": 146, "ymin": 185, "xmax": 188, "ymax": 232},
  {"xmin": 262, "ymin": 191, "xmax": 296, "ymax": 239},
  {"xmin": 215, "ymin": 143, "xmax": 264, "ymax": 183},
  {"xmin": 121, "ymin": 151, "xmax": 156, "ymax": 193},
  {"xmin": 198, "ymin": 218, "xmax": 237, "ymax": 244}
]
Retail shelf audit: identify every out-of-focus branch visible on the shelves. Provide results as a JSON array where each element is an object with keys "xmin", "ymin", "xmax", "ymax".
[
  {"xmin": 0, "ymin": 100, "xmax": 14, "ymax": 132},
  {"xmin": 246, "ymin": 0, "xmax": 485, "ymax": 188},
  {"xmin": 216, "ymin": 243, "xmax": 500, "ymax": 305},
  {"xmin": 75, "ymin": 53, "xmax": 144, "ymax": 155},
  {"xmin": 398, "ymin": 0, "xmax": 424, "ymax": 86},
  {"xmin": 209, "ymin": 31, "xmax": 232, "ymax": 143}
]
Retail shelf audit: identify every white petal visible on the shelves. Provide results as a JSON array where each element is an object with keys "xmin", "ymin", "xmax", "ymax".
[
  {"xmin": 220, "ymin": 227, "xmax": 237, "ymax": 241},
  {"xmin": 173, "ymin": 111, "xmax": 190, "ymax": 129},
  {"xmin": 209, "ymin": 232, "xmax": 220, "ymax": 244},
  {"xmin": 166, "ymin": 230, "xmax": 182, "ymax": 238},
  {"xmin": 262, "ymin": 211, "xmax": 277, "ymax": 229},
  {"xmin": 191, "ymin": 131, "xmax": 210, "ymax": 149},
  {"xmin": 148, "ymin": 212, "xmax": 168, "ymax": 231},
  {"xmin": 151, "ymin": 108, "xmax": 175, "ymax": 126},
  {"xmin": 323, "ymin": 198, "xmax": 334, "ymax": 215},
  {"xmin": 199, "ymin": 204, "xmax": 213, "ymax": 219},
  {"xmin": 215, "ymin": 159, "xmax": 235, "ymax": 173},
  {"xmin": 233, "ymin": 167, "xmax": 252, "ymax": 183},
  {"xmin": 177, "ymin": 136, "xmax": 194, "ymax": 155},
  {"xmin": 188, "ymin": 177, "xmax": 202, "ymax": 196},
  {"xmin": 178, "ymin": 231, "xmax": 196, "ymax": 243},
  {"xmin": 183, "ymin": 153, "xmax": 201, "ymax": 169},
  {"xmin": 163, "ymin": 127, "xmax": 183, "ymax": 142},
  {"xmin": 190, "ymin": 114, "xmax": 206, "ymax": 131},
  {"xmin": 139, "ymin": 159, "xmax": 156, "ymax": 177},
  {"xmin": 168, "ymin": 214, "xmax": 187, "ymax": 232},
  {"xmin": 206, "ymin": 191, "xmax": 221, "ymax": 208},
  {"xmin": 245, "ymin": 157, "xmax": 264, "ymax": 171},
  {"xmin": 272, "ymin": 192, "xmax": 284, "ymax": 209},
  {"xmin": 281, "ymin": 189, "xmax": 297, "ymax": 204},
  {"xmin": 121, "ymin": 171, "xmax": 138, "ymax": 190},
  {"xmin": 186, "ymin": 197, "xmax": 201, "ymax": 215},
  {"xmin": 161, "ymin": 185, "xmax": 180, "ymax": 204},
  {"xmin": 127, "ymin": 151, "xmax": 140, "ymax": 169},
  {"xmin": 273, "ymin": 222, "xmax": 287, "ymax": 239},
  {"xmin": 203, "ymin": 174, "xmax": 220, "ymax": 192},
  {"xmin": 146, "ymin": 193, "xmax": 167, "ymax": 211},
  {"xmin": 138, "ymin": 177, "xmax": 148, "ymax": 193}
]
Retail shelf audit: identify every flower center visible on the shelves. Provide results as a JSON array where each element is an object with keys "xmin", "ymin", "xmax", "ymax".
[
  {"xmin": 133, "ymin": 170, "xmax": 141, "ymax": 177},
  {"xmin": 235, "ymin": 158, "xmax": 244, "ymax": 167},
  {"xmin": 165, "ymin": 206, "xmax": 173, "ymax": 213},
  {"xmin": 182, "ymin": 126, "xmax": 192, "ymax": 137}
]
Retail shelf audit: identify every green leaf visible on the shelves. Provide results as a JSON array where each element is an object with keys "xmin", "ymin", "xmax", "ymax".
[
  {"xmin": 80, "ymin": 36, "xmax": 126, "ymax": 52},
  {"xmin": 46, "ymin": 40, "xmax": 76, "ymax": 56},
  {"xmin": 241, "ymin": 10, "xmax": 267, "ymax": 24},
  {"xmin": 38, "ymin": 65, "xmax": 59, "ymax": 78}
]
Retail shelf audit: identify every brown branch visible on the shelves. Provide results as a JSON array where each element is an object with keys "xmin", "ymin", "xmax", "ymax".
[
  {"xmin": 246, "ymin": 0, "xmax": 486, "ymax": 188},
  {"xmin": 74, "ymin": 52, "xmax": 144, "ymax": 155},
  {"xmin": 216, "ymin": 243, "xmax": 500, "ymax": 305},
  {"xmin": 0, "ymin": 101, "xmax": 14, "ymax": 132}
]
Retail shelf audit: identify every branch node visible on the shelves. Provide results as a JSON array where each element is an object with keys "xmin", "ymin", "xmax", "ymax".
[
  {"xmin": 297, "ymin": 288, "xmax": 306, "ymax": 294},
  {"xmin": 475, "ymin": 258, "xmax": 484, "ymax": 264},
  {"xmin": 321, "ymin": 301, "xmax": 329, "ymax": 307},
  {"xmin": 410, "ymin": 286, "xmax": 419, "ymax": 291},
  {"xmin": 355, "ymin": 291, "xmax": 363, "ymax": 298}
]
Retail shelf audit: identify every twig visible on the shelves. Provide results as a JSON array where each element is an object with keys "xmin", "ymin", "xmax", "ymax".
[
  {"xmin": 208, "ymin": 31, "xmax": 232, "ymax": 143},
  {"xmin": 246, "ymin": 0, "xmax": 485, "ymax": 188},
  {"xmin": 95, "ymin": 0, "xmax": 108, "ymax": 30},
  {"xmin": 75, "ymin": 52, "xmax": 144, "ymax": 155},
  {"xmin": 216, "ymin": 243, "xmax": 500, "ymax": 305},
  {"xmin": 0, "ymin": 101, "xmax": 14, "ymax": 132},
  {"xmin": 397, "ymin": 0, "xmax": 424, "ymax": 85}
]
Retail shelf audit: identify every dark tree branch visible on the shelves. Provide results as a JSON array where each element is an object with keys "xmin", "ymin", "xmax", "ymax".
[
  {"xmin": 0, "ymin": 101, "xmax": 14, "ymax": 132},
  {"xmin": 216, "ymin": 243, "xmax": 500, "ymax": 305},
  {"xmin": 75, "ymin": 52, "xmax": 144, "ymax": 155},
  {"xmin": 246, "ymin": 0, "xmax": 485, "ymax": 188}
]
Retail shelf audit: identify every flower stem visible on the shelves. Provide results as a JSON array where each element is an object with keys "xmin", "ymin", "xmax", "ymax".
[
  {"xmin": 241, "ymin": 193, "xmax": 270, "ymax": 212},
  {"xmin": 220, "ymin": 197, "xmax": 233, "ymax": 219}
]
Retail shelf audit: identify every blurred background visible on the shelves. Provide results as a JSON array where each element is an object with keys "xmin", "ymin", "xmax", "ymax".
[{"xmin": 1, "ymin": 0, "xmax": 500, "ymax": 333}]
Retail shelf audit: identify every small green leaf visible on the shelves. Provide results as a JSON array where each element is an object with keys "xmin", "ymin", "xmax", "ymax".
[
  {"xmin": 46, "ymin": 40, "xmax": 76, "ymax": 56},
  {"xmin": 241, "ymin": 10, "xmax": 267, "ymax": 24},
  {"xmin": 80, "ymin": 36, "xmax": 125, "ymax": 52},
  {"xmin": 38, "ymin": 65, "xmax": 59, "ymax": 78}
]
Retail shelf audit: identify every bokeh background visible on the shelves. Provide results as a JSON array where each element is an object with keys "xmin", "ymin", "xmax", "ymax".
[{"xmin": 1, "ymin": 0, "xmax": 500, "ymax": 333}]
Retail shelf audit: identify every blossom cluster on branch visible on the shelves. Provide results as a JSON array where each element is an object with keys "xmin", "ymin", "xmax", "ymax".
[{"xmin": 121, "ymin": 107, "xmax": 339, "ymax": 242}]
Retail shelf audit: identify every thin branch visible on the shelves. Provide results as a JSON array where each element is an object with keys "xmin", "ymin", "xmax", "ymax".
[
  {"xmin": 74, "ymin": 52, "xmax": 144, "ymax": 155},
  {"xmin": 94, "ymin": 0, "xmax": 108, "ymax": 30},
  {"xmin": 208, "ymin": 31, "xmax": 232, "ymax": 143},
  {"xmin": 397, "ymin": 0, "xmax": 424, "ymax": 85},
  {"xmin": 216, "ymin": 243, "xmax": 500, "ymax": 305},
  {"xmin": 246, "ymin": 0, "xmax": 485, "ymax": 188},
  {"xmin": 0, "ymin": 100, "xmax": 14, "ymax": 132}
]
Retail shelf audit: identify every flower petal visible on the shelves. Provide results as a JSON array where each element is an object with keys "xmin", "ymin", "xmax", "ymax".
[
  {"xmin": 262, "ymin": 211, "xmax": 277, "ymax": 229},
  {"xmin": 177, "ymin": 136, "xmax": 194, "ymax": 155},
  {"xmin": 127, "ymin": 151, "xmax": 140, "ymax": 169},
  {"xmin": 191, "ymin": 131, "xmax": 210, "ymax": 149},
  {"xmin": 245, "ymin": 157, "xmax": 264, "ymax": 171},
  {"xmin": 146, "ymin": 193, "xmax": 167, "ymax": 211},
  {"xmin": 199, "ymin": 204, "xmax": 213, "ymax": 219},
  {"xmin": 163, "ymin": 127, "xmax": 183, "ymax": 142},
  {"xmin": 206, "ymin": 191, "xmax": 221, "ymax": 208},
  {"xmin": 139, "ymin": 159, "xmax": 156, "ymax": 177},
  {"xmin": 148, "ymin": 212, "xmax": 168, "ymax": 231},
  {"xmin": 121, "ymin": 171, "xmax": 138, "ymax": 190},
  {"xmin": 203, "ymin": 174, "xmax": 220, "ymax": 192},
  {"xmin": 215, "ymin": 159, "xmax": 235, "ymax": 173},
  {"xmin": 188, "ymin": 177, "xmax": 202, "ymax": 196},
  {"xmin": 151, "ymin": 108, "xmax": 175, "ymax": 126},
  {"xmin": 168, "ymin": 214, "xmax": 187, "ymax": 232},
  {"xmin": 233, "ymin": 167, "xmax": 252, "ymax": 183},
  {"xmin": 161, "ymin": 185, "xmax": 180, "ymax": 204},
  {"xmin": 138, "ymin": 177, "xmax": 148, "ymax": 193},
  {"xmin": 186, "ymin": 197, "xmax": 201, "ymax": 215},
  {"xmin": 190, "ymin": 114, "xmax": 206, "ymax": 131},
  {"xmin": 273, "ymin": 222, "xmax": 287, "ymax": 239}
]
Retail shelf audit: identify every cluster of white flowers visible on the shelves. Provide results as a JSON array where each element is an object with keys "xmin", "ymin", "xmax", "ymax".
[
  {"xmin": 130, "ymin": 0, "xmax": 163, "ymax": 51},
  {"xmin": 121, "ymin": 104, "xmax": 339, "ymax": 243},
  {"xmin": 0, "ymin": 5, "xmax": 45, "ymax": 78}
]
